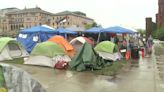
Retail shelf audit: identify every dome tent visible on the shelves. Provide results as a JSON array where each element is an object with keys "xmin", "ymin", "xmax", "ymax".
[
  {"xmin": 48, "ymin": 35, "xmax": 75, "ymax": 57},
  {"xmin": 0, "ymin": 37, "xmax": 28, "ymax": 61},
  {"xmin": 94, "ymin": 41, "xmax": 121, "ymax": 61},
  {"xmin": 70, "ymin": 36, "xmax": 94, "ymax": 53},
  {"xmin": 24, "ymin": 41, "xmax": 71, "ymax": 68}
]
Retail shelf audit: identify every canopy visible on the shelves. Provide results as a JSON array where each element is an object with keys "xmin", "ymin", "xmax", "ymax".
[
  {"xmin": 56, "ymin": 28, "xmax": 77, "ymax": 34},
  {"xmin": 94, "ymin": 41, "xmax": 116, "ymax": 53},
  {"xmin": 20, "ymin": 25, "xmax": 57, "ymax": 34},
  {"xmin": 66, "ymin": 25, "xmax": 85, "ymax": 32},
  {"xmin": 17, "ymin": 25, "xmax": 57, "ymax": 53},
  {"xmin": 103, "ymin": 26, "xmax": 135, "ymax": 34},
  {"xmin": 48, "ymin": 35, "xmax": 75, "ymax": 57},
  {"xmin": 31, "ymin": 41, "xmax": 65, "ymax": 58},
  {"xmin": 84, "ymin": 27, "xmax": 103, "ymax": 33}
]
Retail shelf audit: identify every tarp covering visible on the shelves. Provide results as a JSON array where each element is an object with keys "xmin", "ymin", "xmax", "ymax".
[
  {"xmin": 20, "ymin": 25, "xmax": 56, "ymax": 34},
  {"xmin": 17, "ymin": 25, "xmax": 57, "ymax": 53},
  {"xmin": 48, "ymin": 35, "xmax": 75, "ymax": 57},
  {"xmin": 84, "ymin": 27, "xmax": 103, "ymax": 33},
  {"xmin": 56, "ymin": 28, "xmax": 77, "ymax": 34},
  {"xmin": 69, "ymin": 43, "xmax": 104, "ymax": 71},
  {"xmin": 94, "ymin": 41, "xmax": 116, "ymax": 53},
  {"xmin": 0, "ymin": 37, "xmax": 15, "ymax": 52},
  {"xmin": 0, "ymin": 63, "xmax": 46, "ymax": 92},
  {"xmin": 31, "ymin": 41, "xmax": 65, "ymax": 58},
  {"xmin": 0, "ymin": 65, "xmax": 7, "ymax": 92},
  {"xmin": 66, "ymin": 25, "xmax": 85, "ymax": 32},
  {"xmin": 103, "ymin": 26, "xmax": 135, "ymax": 34}
]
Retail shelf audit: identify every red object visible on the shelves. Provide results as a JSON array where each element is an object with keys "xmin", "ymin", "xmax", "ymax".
[
  {"xmin": 54, "ymin": 60, "xmax": 68, "ymax": 69},
  {"xmin": 122, "ymin": 33, "xmax": 126, "ymax": 37},
  {"xmin": 140, "ymin": 48, "xmax": 144, "ymax": 58},
  {"xmin": 125, "ymin": 51, "xmax": 131, "ymax": 60}
]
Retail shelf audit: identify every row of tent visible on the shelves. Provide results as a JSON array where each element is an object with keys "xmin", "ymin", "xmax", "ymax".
[
  {"xmin": 17, "ymin": 25, "xmax": 137, "ymax": 53},
  {"xmin": 0, "ymin": 36, "xmax": 121, "ymax": 71}
]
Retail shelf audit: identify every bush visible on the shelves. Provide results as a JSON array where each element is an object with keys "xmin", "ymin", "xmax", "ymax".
[{"xmin": 157, "ymin": 28, "xmax": 164, "ymax": 41}]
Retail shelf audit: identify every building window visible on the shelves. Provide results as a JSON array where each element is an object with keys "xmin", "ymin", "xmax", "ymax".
[
  {"xmin": 53, "ymin": 23, "xmax": 55, "ymax": 26},
  {"xmin": 27, "ymin": 18, "xmax": 31, "ymax": 21},
  {"xmin": 67, "ymin": 22, "xmax": 69, "ymax": 25}
]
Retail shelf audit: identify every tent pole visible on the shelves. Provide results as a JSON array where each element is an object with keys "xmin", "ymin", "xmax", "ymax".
[{"xmin": 97, "ymin": 32, "xmax": 101, "ymax": 43}]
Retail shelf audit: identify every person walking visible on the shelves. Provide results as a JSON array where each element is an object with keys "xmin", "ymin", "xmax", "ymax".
[{"xmin": 146, "ymin": 35, "xmax": 153, "ymax": 56}]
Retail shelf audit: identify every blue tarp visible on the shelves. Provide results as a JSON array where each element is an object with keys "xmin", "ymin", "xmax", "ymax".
[
  {"xmin": 84, "ymin": 27, "xmax": 103, "ymax": 33},
  {"xmin": 56, "ymin": 28, "xmax": 77, "ymax": 38},
  {"xmin": 17, "ymin": 25, "xmax": 57, "ymax": 53},
  {"xmin": 103, "ymin": 26, "xmax": 135, "ymax": 34},
  {"xmin": 20, "ymin": 26, "xmax": 57, "ymax": 34},
  {"xmin": 56, "ymin": 28, "xmax": 77, "ymax": 34}
]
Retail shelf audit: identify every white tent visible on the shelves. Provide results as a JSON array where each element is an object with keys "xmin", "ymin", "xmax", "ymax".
[
  {"xmin": 66, "ymin": 25, "xmax": 85, "ymax": 32},
  {"xmin": 0, "ymin": 37, "xmax": 29, "ymax": 61}
]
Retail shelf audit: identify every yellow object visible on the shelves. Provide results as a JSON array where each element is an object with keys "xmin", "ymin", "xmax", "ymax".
[{"xmin": 0, "ymin": 87, "xmax": 7, "ymax": 92}]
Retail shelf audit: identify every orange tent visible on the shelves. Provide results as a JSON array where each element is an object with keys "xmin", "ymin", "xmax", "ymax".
[{"xmin": 48, "ymin": 35, "xmax": 75, "ymax": 57}]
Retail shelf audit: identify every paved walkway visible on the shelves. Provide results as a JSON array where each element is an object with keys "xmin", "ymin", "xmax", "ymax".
[{"xmin": 12, "ymin": 46, "xmax": 164, "ymax": 92}]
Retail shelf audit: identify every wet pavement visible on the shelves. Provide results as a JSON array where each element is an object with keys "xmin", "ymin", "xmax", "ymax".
[{"xmin": 10, "ymin": 45, "xmax": 164, "ymax": 92}]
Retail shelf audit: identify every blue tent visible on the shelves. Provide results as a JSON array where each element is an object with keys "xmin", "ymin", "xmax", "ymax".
[
  {"xmin": 56, "ymin": 28, "xmax": 77, "ymax": 34},
  {"xmin": 84, "ymin": 27, "xmax": 103, "ymax": 33},
  {"xmin": 17, "ymin": 25, "xmax": 57, "ymax": 53},
  {"xmin": 56, "ymin": 28, "xmax": 77, "ymax": 38},
  {"xmin": 103, "ymin": 26, "xmax": 135, "ymax": 34}
]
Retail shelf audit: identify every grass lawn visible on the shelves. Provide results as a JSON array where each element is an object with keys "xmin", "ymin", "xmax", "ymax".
[
  {"xmin": 161, "ymin": 42, "xmax": 164, "ymax": 47},
  {"xmin": 93, "ymin": 60, "xmax": 128, "ymax": 76},
  {"xmin": 2, "ymin": 58, "xmax": 24, "ymax": 64}
]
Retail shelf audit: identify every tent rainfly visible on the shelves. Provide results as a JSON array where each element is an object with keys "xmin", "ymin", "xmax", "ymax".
[
  {"xmin": 48, "ymin": 35, "xmax": 75, "ymax": 58},
  {"xmin": 24, "ymin": 41, "xmax": 71, "ymax": 67},
  {"xmin": 94, "ymin": 41, "xmax": 121, "ymax": 61},
  {"xmin": 0, "ymin": 37, "xmax": 29, "ymax": 61}
]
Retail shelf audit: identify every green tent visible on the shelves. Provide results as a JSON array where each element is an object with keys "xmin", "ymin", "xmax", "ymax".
[
  {"xmin": 0, "ymin": 37, "xmax": 16, "ymax": 52},
  {"xmin": 94, "ymin": 41, "xmax": 117, "ymax": 53},
  {"xmin": 31, "ymin": 41, "xmax": 65, "ymax": 58},
  {"xmin": 69, "ymin": 42, "xmax": 105, "ymax": 71},
  {"xmin": 0, "ymin": 37, "xmax": 29, "ymax": 61}
]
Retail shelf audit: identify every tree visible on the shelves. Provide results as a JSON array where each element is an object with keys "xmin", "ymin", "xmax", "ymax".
[
  {"xmin": 156, "ymin": 27, "xmax": 164, "ymax": 40},
  {"xmin": 136, "ymin": 29, "xmax": 145, "ymax": 36},
  {"xmin": 85, "ymin": 22, "xmax": 98, "ymax": 29}
]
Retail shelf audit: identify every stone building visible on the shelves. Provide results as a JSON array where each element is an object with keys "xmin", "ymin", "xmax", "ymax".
[
  {"xmin": 50, "ymin": 11, "xmax": 94, "ymax": 28},
  {"xmin": 0, "ymin": 7, "xmax": 94, "ymax": 33},
  {"xmin": 156, "ymin": 0, "xmax": 164, "ymax": 27},
  {"xmin": 0, "ymin": 7, "xmax": 53, "ymax": 32},
  {"xmin": 0, "ymin": 7, "xmax": 20, "ymax": 32}
]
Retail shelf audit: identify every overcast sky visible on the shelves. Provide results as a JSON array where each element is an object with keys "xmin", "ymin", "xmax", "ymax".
[{"xmin": 0, "ymin": 0, "xmax": 158, "ymax": 29}]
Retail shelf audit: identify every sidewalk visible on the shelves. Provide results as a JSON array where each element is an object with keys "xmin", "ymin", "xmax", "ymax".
[{"xmin": 12, "ymin": 45, "xmax": 164, "ymax": 92}]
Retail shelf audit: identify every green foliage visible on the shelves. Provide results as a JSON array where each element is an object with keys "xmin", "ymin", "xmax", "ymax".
[
  {"xmin": 136, "ymin": 29, "xmax": 145, "ymax": 36},
  {"xmin": 156, "ymin": 27, "xmax": 164, "ymax": 41},
  {"xmin": 152, "ymin": 30, "xmax": 158, "ymax": 39},
  {"xmin": 85, "ymin": 22, "xmax": 98, "ymax": 29}
]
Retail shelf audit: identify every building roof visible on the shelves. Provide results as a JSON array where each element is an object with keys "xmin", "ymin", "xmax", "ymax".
[
  {"xmin": 1, "ymin": 7, "xmax": 19, "ymax": 10},
  {"xmin": 54, "ymin": 11, "xmax": 93, "ymax": 21},
  {"xmin": 6, "ymin": 7, "xmax": 53, "ymax": 15}
]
